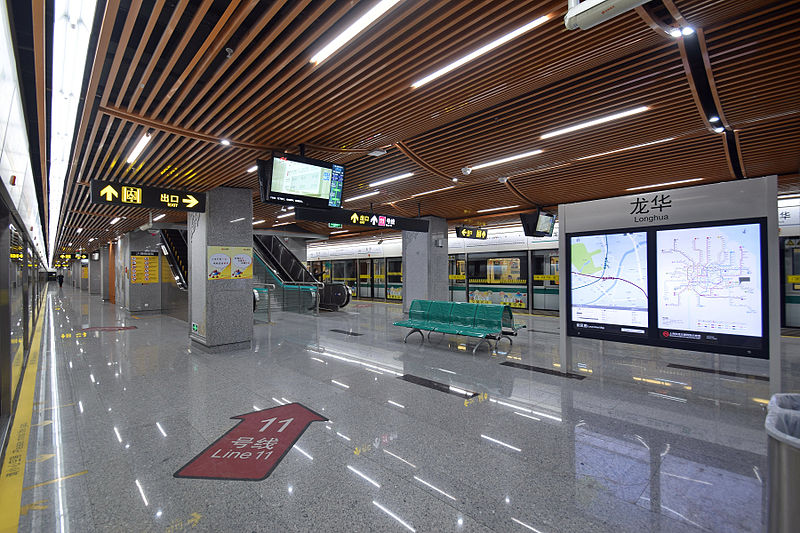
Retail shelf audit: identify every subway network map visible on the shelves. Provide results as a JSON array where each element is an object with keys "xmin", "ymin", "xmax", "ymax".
[{"xmin": 657, "ymin": 223, "xmax": 762, "ymax": 337}]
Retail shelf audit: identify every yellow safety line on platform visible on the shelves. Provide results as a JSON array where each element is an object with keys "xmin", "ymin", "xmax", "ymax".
[{"xmin": 0, "ymin": 296, "xmax": 46, "ymax": 533}]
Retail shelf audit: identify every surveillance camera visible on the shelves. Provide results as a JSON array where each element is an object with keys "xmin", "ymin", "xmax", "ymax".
[
  {"xmin": 461, "ymin": 167, "xmax": 472, "ymax": 175},
  {"xmin": 498, "ymin": 176, "xmax": 508, "ymax": 183}
]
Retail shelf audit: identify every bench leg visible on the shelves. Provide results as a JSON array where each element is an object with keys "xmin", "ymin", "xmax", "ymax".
[
  {"xmin": 496, "ymin": 335, "xmax": 513, "ymax": 354},
  {"xmin": 427, "ymin": 330, "xmax": 446, "ymax": 343},
  {"xmin": 472, "ymin": 338, "xmax": 491, "ymax": 355},
  {"xmin": 404, "ymin": 329, "xmax": 424, "ymax": 343}
]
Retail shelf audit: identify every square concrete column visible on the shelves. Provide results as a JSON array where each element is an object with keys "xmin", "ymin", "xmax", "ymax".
[
  {"xmin": 99, "ymin": 246, "xmax": 111, "ymax": 300},
  {"xmin": 401, "ymin": 216, "xmax": 448, "ymax": 313},
  {"xmin": 89, "ymin": 253, "xmax": 101, "ymax": 294},
  {"xmin": 121, "ymin": 231, "xmax": 162, "ymax": 312},
  {"xmin": 188, "ymin": 187, "xmax": 253, "ymax": 352}
]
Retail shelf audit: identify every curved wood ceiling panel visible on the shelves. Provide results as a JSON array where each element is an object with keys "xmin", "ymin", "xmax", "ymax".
[{"xmin": 53, "ymin": 0, "xmax": 800, "ymax": 254}]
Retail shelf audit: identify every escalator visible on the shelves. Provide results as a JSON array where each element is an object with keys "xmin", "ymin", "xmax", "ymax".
[
  {"xmin": 160, "ymin": 229, "xmax": 189, "ymax": 321},
  {"xmin": 161, "ymin": 229, "xmax": 188, "ymax": 288},
  {"xmin": 253, "ymin": 234, "xmax": 350, "ymax": 310}
]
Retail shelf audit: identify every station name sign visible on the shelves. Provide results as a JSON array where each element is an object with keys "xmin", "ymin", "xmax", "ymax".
[
  {"xmin": 455, "ymin": 226, "xmax": 488, "ymax": 239},
  {"xmin": 90, "ymin": 180, "xmax": 206, "ymax": 212},
  {"xmin": 295, "ymin": 207, "xmax": 429, "ymax": 232}
]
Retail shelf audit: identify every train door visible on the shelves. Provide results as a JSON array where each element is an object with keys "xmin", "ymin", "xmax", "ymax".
[
  {"xmin": 531, "ymin": 249, "xmax": 559, "ymax": 312},
  {"xmin": 373, "ymin": 259, "xmax": 386, "ymax": 299},
  {"xmin": 386, "ymin": 258, "xmax": 403, "ymax": 301},
  {"xmin": 358, "ymin": 259, "xmax": 372, "ymax": 298},
  {"xmin": 783, "ymin": 238, "xmax": 800, "ymax": 327},
  {"xmin": 333, "ymin": 260, "xmax": 357, "ymax": 296},
  {"xmin": 449, "ymin": 254, "xmax": 466, "ymax": 302}
]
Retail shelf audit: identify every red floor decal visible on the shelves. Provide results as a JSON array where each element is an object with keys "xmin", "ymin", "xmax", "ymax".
[{"xmin": 174, "ymin": 403, "xmax": 327, "ymax": 481}]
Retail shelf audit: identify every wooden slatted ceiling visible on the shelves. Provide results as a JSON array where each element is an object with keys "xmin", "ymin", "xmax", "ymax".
[{"xmin": 55, "ymin": 0, "xmax": 800, "ymax": 254}]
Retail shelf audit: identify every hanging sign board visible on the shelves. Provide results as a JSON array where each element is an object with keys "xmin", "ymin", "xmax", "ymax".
[
  {"xmin": 455, "ymin": 226, "xmax": 488, "ymax": 239},
  {"xmin": 295, "ymin": 207, "xmax": 429, "ymax": 232},
  {"xmin": 91, "ymin": 180, "xmax": 206, "ymax": 212}
]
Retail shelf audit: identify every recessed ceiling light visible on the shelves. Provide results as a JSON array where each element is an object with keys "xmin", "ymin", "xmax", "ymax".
[
  {"xmin": 576, "ymin": 137, "xmax": 675, "ymax": 161},
  {"xmin": 110, "ymin": 217, "xmax": 121, "ymax": 225},
  {"xmin": 682, "ymin": 27, "xmax": 695, "ymax": 35},
  {"xmin": 310, "ymin": 0, "xmax": 402, "ymax": 65},
  {"xmin": 708, "ymin": 116, "xmax": 720, "ymax": 123},
  {"xmin": 471, "ymin": 149, "xmax": 543, "ymax": 171},
  {"xmin": 76, "ymin": 228, "xmax": 83, "ymax": 234},
  {"xmin": 220, "ymin": 139, "xmax": 231, "ymax": 146},
  {"xmin": 153, "ymin": 214, "xmax": 166, "ymax": 221},
  {"xmin": 247, "ymin": 165, "xmax": 258, "ymax": 173},
  {"xmin": 626, "ymin": 178, "xmax": 703, "ymax": 191},
  {"xmin": 669, "ymin": 28, "xmax": 682, "ymax": 38},
  {"xmin": 713, "ymin": 126, "xmax": 725, "ymax": 133},
  {"xmin": 411, "ymin": 14, "xmax": 550, "ymax": 88},
  {"xmin": 476, "ymin": 205, "xmax": 520, "ymax": 213},
  {"xmin": 345, "ymin": 190, "xmax": 381, "ymax": 202},
  {"xmin": 369, "ymin": 172, "xmax": 414, "ymax": 187},
  {"xmin": 541, "ymin": 106, "xmax": 649, "ymax": 139}
]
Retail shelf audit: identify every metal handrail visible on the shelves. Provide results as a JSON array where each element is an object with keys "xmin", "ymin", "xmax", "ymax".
[{"xmin": 253, "ymin": 283, "xmax": 276, "ymax": 322}]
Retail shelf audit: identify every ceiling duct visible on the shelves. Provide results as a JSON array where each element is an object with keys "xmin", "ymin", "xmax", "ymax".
[{"xmin": 565, "ymin": 0, "xmax": 651, "ymax": 30}]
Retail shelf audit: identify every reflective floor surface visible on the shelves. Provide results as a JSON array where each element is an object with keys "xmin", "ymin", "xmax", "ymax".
[{"xmin": 16, "ymin": 285, "xmax": 800, "ymax": 532}]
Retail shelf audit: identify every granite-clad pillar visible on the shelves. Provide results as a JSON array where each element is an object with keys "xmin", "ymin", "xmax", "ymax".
[
  {"xmin": 188, "ymin": 187, "xmax": 253, "ymax": 352},
  {"xmin": 121, "ymin": 231, "xmax": 162, "ymax": 312},
  {"xmin": 99, "ymin": 246, "xmax": 111, "ymax": 300},
  {"xmin": 401, "ymin": 216, "xmax": 448, "ymax": 313},
  {"xmin": 89, "ymin": 252, "xmax": 101, "ymax": 294}
]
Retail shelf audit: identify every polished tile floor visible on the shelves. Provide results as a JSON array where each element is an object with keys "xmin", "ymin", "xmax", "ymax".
[{"xmin": 16, "ymin": 284, "xmax": 799, "ymax": 532}]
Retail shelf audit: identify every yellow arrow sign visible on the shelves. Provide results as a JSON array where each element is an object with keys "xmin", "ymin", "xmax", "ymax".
[
  {"xmin": 100, "ymin": 184, "xmax": 118, "ymax": 201},
  {"xmin": 28, "ymin": 454, "xmax": 55, "ymax": 463},
  {"xmin": 182, "ymin": 195, "xmax": 199, "ymax": 208},
  {"xmin": 350, "ymin": 212, "xmax": 359, "ymax": 224},
  {"xmin": 187, "ymin": 512, "xmax": 202, "ymax": 527},
  {"xmin": 20, "ymin": 500, "xmax": 49, "ymax": 516}
]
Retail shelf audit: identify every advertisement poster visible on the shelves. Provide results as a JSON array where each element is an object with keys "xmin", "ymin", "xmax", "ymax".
[
  {"xmin": 130, "ymin": 251, "xmax": 159, "ymax": 284},
  {"xmin": 208, "ymin": 246, "xmax": 253, "ymax": 280}
]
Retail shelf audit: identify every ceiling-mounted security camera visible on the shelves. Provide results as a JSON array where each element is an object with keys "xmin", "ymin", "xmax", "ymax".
[
  {"xmin": 498, "ymin": 176, "xmax": 508, "ymax": 183},
  {"xmin": 461, "ymin": 167, "xmax": 472, "ymax": 175}
]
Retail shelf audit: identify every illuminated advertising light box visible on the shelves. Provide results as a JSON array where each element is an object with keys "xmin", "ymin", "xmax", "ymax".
[
  {"xmin": 258, "ymin": 152, "xmax": 344, "ymax": 208},
  {"xmin": 566, "ymin": 217, "xmax": 768, "ymax": 358}
]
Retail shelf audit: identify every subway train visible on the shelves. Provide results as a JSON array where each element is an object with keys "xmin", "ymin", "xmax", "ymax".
[{"xmin": 308, "ymin": 223, "xmax": 800, "ymax": 328}]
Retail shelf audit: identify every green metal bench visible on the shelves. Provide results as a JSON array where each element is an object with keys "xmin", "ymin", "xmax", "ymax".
[{"xmin": 394, "ymin": 300, "xmax": 525, "ymax": 354}]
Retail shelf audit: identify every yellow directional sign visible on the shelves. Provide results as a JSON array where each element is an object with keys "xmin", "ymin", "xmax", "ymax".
[
  {"xmin": 91, "ymin": 180, "xmax": 206, "ymax": 212},
  {"xmin": 788, "ymin": 275, "xmax": 800, "ymax": 283}
]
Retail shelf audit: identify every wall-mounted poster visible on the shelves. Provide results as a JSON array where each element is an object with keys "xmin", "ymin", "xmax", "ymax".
[
  {"xmin": 208, "ymin": 246, "xmax": 253, "ymax": 280},
  {"xmin": 130, "ymin": 251, "xmax": 159, "ymax": 284}
]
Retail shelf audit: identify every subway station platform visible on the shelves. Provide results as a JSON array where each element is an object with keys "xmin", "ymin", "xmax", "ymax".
[{"xmin": 10, "ymin": 284, "xmax": 798, "ymax": 532}]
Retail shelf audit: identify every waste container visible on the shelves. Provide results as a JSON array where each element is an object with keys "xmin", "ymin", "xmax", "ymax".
[
  {"xmin": 769, "ymin": 393, "xmax": 800, "ymax": 413},
  {"xmin": 766, "ymin": 404, "xmax": 800, "ymax": 533}
]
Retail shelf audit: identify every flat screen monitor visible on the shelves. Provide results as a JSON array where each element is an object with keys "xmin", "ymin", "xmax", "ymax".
[
  {"xmin": 520, "ymin": 211, "xmax": 555, "ymax": 237},
  {"xmin": 258, "ymin": 152, "xmax": 344, "ymax": 208},
  {"xmin": 568, "ymin": 231, "xmax": 649, "ymax": 338}
]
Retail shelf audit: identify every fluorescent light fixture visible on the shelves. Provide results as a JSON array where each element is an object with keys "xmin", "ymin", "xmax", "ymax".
[
  {"xmin": 273, "ymin": 221, "xmax": 292, "ymax": 227},
  {"xmin": 76, "ymin": 227, "xmax": 82, "ymax": 234},
  {"xmin": 345, "ymin": 190, "xmax": 380, "ymax": 202},
  {"xmin": 713, "ymin": 126, "xmax": 725, "ymax": 133},
  {"xmin": 669, "ymin": 28, "xmax": 682, "ymax": 38},
  {"xmin": 626, "ymin": 178, "xmax": 703, "ymax": 191},
  {"xmin": 153, "ymin": 214, "xmax": 166, "ymax": 221},
  {"xmin": 252, "ymin": 219, "xmax": 266, "ymax": 225},
  {"xmin": 126, "ymin": 133, "xmax": 152, "ymax": 163},
  {"xmin": 373, "ymin": 501, "xmax": 416, "ymax": 532},
  {"xmin": 682, "ymin": 26, "xmax": 695, "ymax": 35},
  {"xmin": 88, "ymin": 237, "xmax": 95, "ymax": 242},
  {"xmin": 310, "ymin": 0, "xmax": 402, "ymax": 64},
  {"xmin": 348, "ymin": 465, "xmax": 380, "ymax": 488},
  {"xmin": 330, "ymin": 230, "xmax": 350, "ymax": 234},
  {"xmin": 369, "ymin": 172, "xmax": 413, "ymax": 187},
  {"xmin": 230, "ymin": 217, "xmax": 246, "ymax": 223},
  {"xmin": 480, "ymin": 434, "xmax": 521, "ymax": 452},
  {"xmin": 709, "ymin": 116, "xmax": 720, "ymax": 123},
  {"xmin": 247, "ymin": 165, "xmax": 258, "ymax": 173},
  {"xmin": 412, "ymin": 15, "xmax": 550, "ymax": 88},
  {"xmin": 411, "ymin": 186, "xmax": 455, "ymax": 198},
  {"xmin": 277, "ymin": 212, "xmax": 294, "ymax": 219},
  {"xmin": 576, "ymin": 137, "xmax": 674, "ymax": 161},
  {"xmin": 540, "ymin": 106, "xmax": 649, "ymax": 139},
  {"xmin": 471, "ymin": 149, "xmax": 543, "ymax": 171},
  {"xmin": 220, "ymin": 139, "xmax": 231, "ymax": 146},
  {"xmin": 476, "ymin": 205, "xmax": 519, "ymax": 213},
  {"xmin": 109, "ymin": 217, "xmax": 121, "ymax": 225}
]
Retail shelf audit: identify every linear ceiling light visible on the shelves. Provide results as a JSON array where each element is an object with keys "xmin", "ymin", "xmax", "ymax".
[
  {"xmin": 277, "ymin": 212, "xmax": 294, "ymax": 219},
  {"xmin": 471, "ymin": 149, "xmax": 543, "ymax": 171},
  {"xmin": 252, "ymin": 219, "xmax": 266, "ymax": 225},
  {"xmin": 310, "ymin": 0, "xmax": 402, "ymax": 65},
  {"xmin": 330, "ymin": 230, "xmax": 350, "ymax": 235},
  {"xmin": 345, "ymin": 190, "xmax": 381, "ymax": 202},
  {"xmin": 412, "ymin": 15, "xmax": 550, "ymax": 88},
  {"xmin": 109, "ymin": 217, "xmax": 121, "ymax": 225},
  {"xmin": 778, "ymin": 193, "xmax": 800, "ymax": 200},
  {"xmin": 369, "ymin": 172, "xmax": 413, "ymax": 187},
  {"xmin": 153, "ymin": 214, "xmax": 166, "ymax": 221},
  {"xmin": 476, "ymin": 205, "xmax": 520, "ymax": 213},
  {"xmin": 126, "ymin": 132, "xmax": 152, "ymax": 163},
  {"xmin": 411, "ymin": 186, "xmax": 455, "ymax": 198},
  {"xmin": 247, "ymin": 165, "xmax": 258, "ymax": 173},
  {"xmin": 626, "ymin": 178, "xmax": 703, "ymax": 191},
  {"xmin": 49, "ymin": 0, "xmax": 98, "ymax": 261},
  {"xmin": 540, "ymin": 106, "xmax": 649, "ymax": 139},
  {"xmin": 576, "ymin": 137, "xmax": 675, "ymax": 161}
]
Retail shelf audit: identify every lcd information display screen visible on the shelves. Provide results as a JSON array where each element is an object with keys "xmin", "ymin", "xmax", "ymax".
[
  {"xmin": 656, "ymin": 221, "xmax": 764, "ymax": 350},
  {"xmin": 258, "ymin": 153, "xmax": 344, "ymax": 208},
  {"xmin": 570, "ymin": 232, "xmax": 649, "ymax": 336}
]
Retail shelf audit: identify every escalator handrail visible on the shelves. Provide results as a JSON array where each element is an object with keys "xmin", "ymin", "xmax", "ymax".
[
  {"xmin": 160, "ymin": 230, "xmax": 188, "ymax": 289},
  {"xmin": 264, "ymin": 235, "xmax": 318, "ymax": 283},
  {"xmin": 253, "ymin": 236, "xmax": 290, "ymax": 282}
]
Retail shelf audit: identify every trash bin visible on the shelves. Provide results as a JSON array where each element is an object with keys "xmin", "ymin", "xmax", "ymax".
[
  {"xmin": 766, "ymin": 408, "xmax": 800, "ymax": 533},
  {"xmin": 768, "ymin": 393, "xmax": 800, "ymax": 413}
]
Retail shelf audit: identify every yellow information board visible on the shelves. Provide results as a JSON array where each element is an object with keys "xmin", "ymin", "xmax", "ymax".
[
  {"xmin": 207, "ymin": 246, "xmax": 253, "ymax": 280},
  {"xmin": 81, "ymin": 265, "xmax": 88, "ymax": 279},
  {"xmin": 130, "ymin": 252, "xmax": 159, "ymax": 284},
  {"xmin": 788, "ymin": 275, "xmax": 800, "ymax": 284}
]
